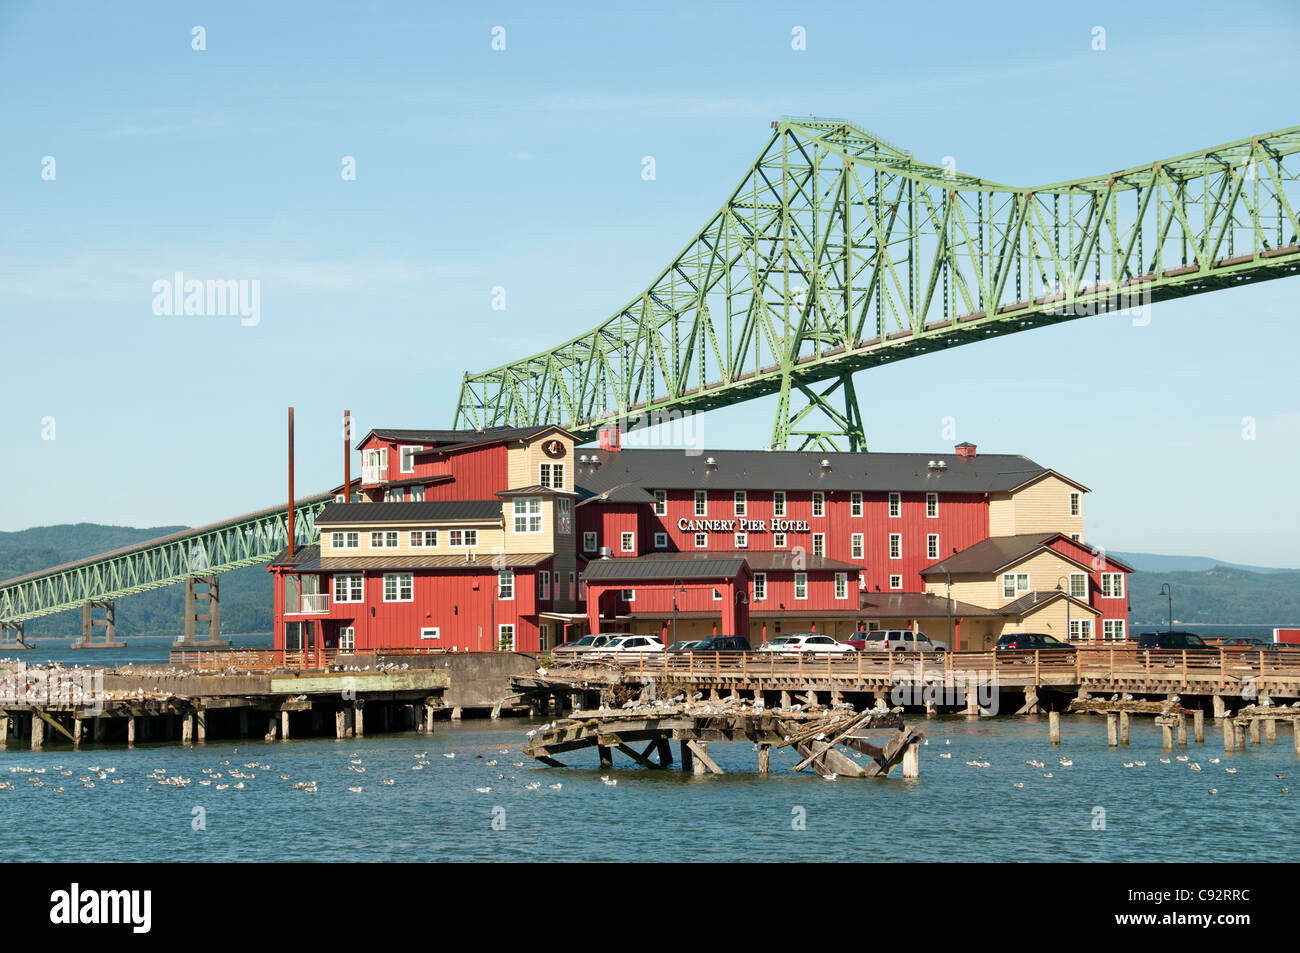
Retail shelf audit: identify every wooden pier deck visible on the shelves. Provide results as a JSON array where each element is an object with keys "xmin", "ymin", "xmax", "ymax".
[{"xmin": 523, "ymin": 702, "xmax": 919, "ymax": 779}]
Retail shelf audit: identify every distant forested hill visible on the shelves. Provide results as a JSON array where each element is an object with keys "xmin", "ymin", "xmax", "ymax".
[
  {"xmin": 0, "ymin": 523, "xmax": 274, "ymax": 639},
  {"xmin": 1128, "ymin": 567, "xmax": 1300, "ymax": 626}
]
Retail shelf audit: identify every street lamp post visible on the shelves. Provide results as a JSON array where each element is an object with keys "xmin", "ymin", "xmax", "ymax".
[
  {"xmin": 1160, "ymin": 583, "xmax": 1173, "ymax": 632},
  {"xmin": 671, "ymin": 579, "xmax": 685, "ymax": 646},
  {"xmin": 944, "ymin": 568, "xmax": 953, "ymax": 651}
]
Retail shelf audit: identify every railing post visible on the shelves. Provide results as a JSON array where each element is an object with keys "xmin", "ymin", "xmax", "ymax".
[
  {"xmin": 1034, "ymin": 650, "xmax": 1040, "ymax": 683},
  {"xmin": 1219, "ymin": 647, "xmax": 1226, "ymax": 691}
]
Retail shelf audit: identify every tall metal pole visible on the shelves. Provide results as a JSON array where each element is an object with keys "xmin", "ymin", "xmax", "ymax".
[
  {"xmin": 287, "ymin": 406, "xmax": 298, "ymax": 664},
  {"xmin": 343, "ymin": 408, "xmax": 351, "ymax": 502},
  {"xmin": 1161, "ymin": 583, "xmax": 1173, "ymax": 632},
  {"xmin": 944, "ymin": 568, "xmax": 953, "ymax": 652}
]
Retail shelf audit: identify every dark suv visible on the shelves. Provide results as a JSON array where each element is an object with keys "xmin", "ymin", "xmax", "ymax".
[
  {"xmin": 691, "ymin": 636, "xmax": 752, "ymax": 652},
  {"xmin": 1136, "ymin": 631, "xmax": 1209, "ymax": 650},
  {"xmin": 994, "ymin": 632, "xmax": 1074, "ymax": 653}
]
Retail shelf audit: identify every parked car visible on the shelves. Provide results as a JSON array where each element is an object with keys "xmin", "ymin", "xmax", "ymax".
[
  {"xmin": 994, "ymin": 632, "xmax": 1075, "ymax": 654},
  {"xmin": 552, "ymin": 634, "xmax": 615, "ymax": 660},
  {"xmin": 690, "ymin": 636, "xmax": 752, "ymax": 652},
  {"xmin": 758, "ymin": 634, "xmax": 854, "ymax": 656},
  {"xmin": 591, "ymin": 635, "xmax": 665, "ymax": 660},
  {"xmin": 856, "ymin": 629, "xmax": 948, "ymax": 653},
  {"xmin": 1216, "ymin": 636, "xmax": 1279, "ymax": 650},
  {"xmin": 1136, "ymin": 631, "xmax": 1210, "ymax": 650},
  {"xmin": 665, "ymin": 639, "xmax": 702, "ymax": 653}
]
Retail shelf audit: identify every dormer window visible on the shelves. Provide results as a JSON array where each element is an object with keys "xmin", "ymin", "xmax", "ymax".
[
  {"xmin": 399, "ymin": 445, "xmax": 420, "ymax": 474},
  {"xmin": 540, "ymin": 462, "xmax": 565, "ymax": 489},
  {"xmin": 362, "ymin": 449, "xmax": 387, "ymax": 484}
]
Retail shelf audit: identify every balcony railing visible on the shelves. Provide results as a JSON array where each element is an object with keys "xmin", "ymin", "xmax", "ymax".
[
  {"xmin": 296, "ymin": 593, "xmax": 330, "ymax": 613},
  {"xmin": 361, "ymin": 464, "xmax": 388, "ymax": 484}
]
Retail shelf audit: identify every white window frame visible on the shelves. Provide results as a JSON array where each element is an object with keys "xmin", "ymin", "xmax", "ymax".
[
  {"xmin": 339, "ymin": 626, "xmax": 355, "ymax": 651},
  {"xmin": 333, "ymin": 574, "xmax": 364, "ymax": 603},
  {"xmin": 621, "ymin": 531, "xmax": 635, "ymax": 553},
  {"xmin": 410, "ymin": 530, "xmax": 438, "ymax": 548},
  {"xmin": 513, "ymin": 497, "xmax": 543, "ymax": 534},
  {"xmin": 851, "ymin": 533, "xmax": 864, "ymax": 559},
  {"xmin": 420, "ymin": 627, "xmax": 440, "ymax": 642},
  {"xmin": 695, "ymin": 532, "xmax": 707, "ymax": 548},
  {"xmin": 834, "ymin": 572, "xmax": 848, "ymax": 600},
  {"xmin": 1069, "ymin": 572, "xmax": 1087, "ymax": 599},
  {"xmin": 926, "ymin": 492, "xmax": 938, "ymax": 518},
  {"xmin": 694, "ymin": 489, "xmax": 707, "ymax": 516},
  {"xmin": 927, "ymin": 534, "xmax": 939, "ymax": 560},
  {"xmin": 734, "ymin": 490, "xmax": 747, "ymax": 516},
  {"xmin": 889, "ymin": 574, "xmax": 903, "ymax": 590},
  {"xmin": 497, "ymin": 569, "xmax": 514, "ymax": 600},
  {"xmin": 382, "ymin": 573, "xmax": 413, "ymax": 603},
  {"xmin": 773, "ymin": 491, "xmax": 786, "ymax": 517},
  {"xmin": 653, "ymin": 490, "xmax": 667, "ymax": 516},
  {"xmin": 850, "ymin": 491, "xmax": 863, "ymax": 517},
  {"xmin": 812, "ymin": 533, "xmax": 825, "ymax": 557},
  {"xmin": 889, "ymin": 533, "xmax": 901, "ymax": 559},
  {"xmin": 889, "ymin": 492, "xmax": 901, "ymax": 518},
  {"xmin": 583, "ymin": 531, "xmax": 597, "ymax": 553},
  {"xmin": 712, "ymin": 588, "xmax": 722, "ymax": 602},
  {"xmin": 370, "ymin": 530, "xmax": 399, "ymax": 549},
  {"xmin": 556, "ymin": 497, "xmax": 572, "ymax": 535},
  {"xmin": 1103, "ymin": 619, "xmax": 1126, "ymax": 642},
  {"xmin": 497, "ymin": 624, "xmax": 515, "ymax": 652},
  {"xmin": 773, "ymin": 532, "xmax": 786, "ymax": 548},
  {"xmin": 1070, "ymin": 492, "xmax": 1082, "ymax": 517},
  {"xmin": 399, "ymin": 445, "xmax": 419, "ymax": 474},
  {"xmin": 1003, "ymin": 572, "xmax": 1030, "ymax": 599},
  {"xmin": 654, "ymin": 531, "xmax": 668, "ymax": 548},
  {"xmin": 449, "ymin": 529, "xmax": 478, "ymax": 547},
  {"xmin": 794, "ymin": 573, "xmax": 807, "ymax": 600},
  {"xmin": 410, "ymin": 485, "xmax": 424, "ymax": 503},
  {"xmin": 812, "ymin": 491, "xmax": 824, "ymax": 517},
  {"xmin": 539, "ymin": 461, "xmax": 565, "ymax": 489},
  {"xmin": 330, "ymin": 531, "xmax": 360, "ymax": 550},
  {"xmin": 1069, "ymin": 619, "xmax": 1092, "ymax": 641},
  {"xmin": 622, "ymin": 588, "xmax": 635, "ymax": 602},
  {"xmin": 568, "ymin": 571, "xmax": 575, "ymax": 599},
  {"xmin": 753, "ymin": 573, "xmax": 766, "ymax": 601},
  {"xmin": 1100, "ymin": 573, "xmax": 1125, "ymax": 598}
]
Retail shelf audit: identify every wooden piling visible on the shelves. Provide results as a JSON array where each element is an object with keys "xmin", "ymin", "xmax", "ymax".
[
  {"xmin": 1193, "ymin": 709, "xmax": 1205, "ymax": 744},
  {"xmin": 1224, "ymin": 717, "xmax": 1235, "ymax": 751},
  {"xmin": 1161, "ymin": 722, "xmax": 1173, "ymax": 750},
  {"xmin": 679, "ymin": 740, "xmax": 694, "ymax": 772},
  {"xmin": 1265, "ymin": 717, "xmax": 1277, "ymax": 744},
  {"xmin": 280, "ymin": 710, "xmax": 291, "ymax": 740},
  {"xmin": 758, "ymin": 744, "xmax": 771, "ymax": 773},
  {"xmin": 354, "ymin": 704, "xmax": 364, "ymax": 737},
  {"xmin": 335, "ymin": 709, "xmax": 347, "ymax": 739},
  {"xmin": 1106, "ymin": 711, "xmax": 1119, "ymax": 747},
  {"xmin": 1213, "ymin": 695, "xmax": 1226, "ymax": 719},
  {"xmin": 1235, "ymin": 721, "xmax": 1246, "ymax": 748},
  {"xmin": 424, "ymin": 703, "xmax": 436, "ymax": 734},
  {"xmin": 181, "ymin": 715, "xmax": 193, "ymax": 745},
  {"xmin": 73, "ymin": 717, "xmax": 83, "ymax": 747},
  {"xmin": 597, "ymin": 744, "xmax": 612, "ymax": 768},
  {"xmin": 1119, "ymin": 710, "xmax": 1131, "ymax": 745},
  {"xmin": 1249, "ymin": 719, "xmax": 1261, "ymax": 745},
  {"xmin": 0, "ymin": 711, "xmax": 8, "ymax": 749},
  {"xmin": 127, "ymin": 716, "xmax": 136, "ymax": 747},
  {"xmin": 1176, "ymin": 713, "xmax": 1186, "ymax": 747},
  {"xmin": 902, "ymin": 741, "xmax": 920, "ymax": 779},
  {"xmin": 31, "ymin": 714, "xmax": 44, "ymax": 750},
  {"xmin": 1049, "ymin": 710, "xmax": 1061, "ymax": 745}
]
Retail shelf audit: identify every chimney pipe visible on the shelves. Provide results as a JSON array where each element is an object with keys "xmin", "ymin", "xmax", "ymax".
[
  {"xmin": 343, "ymin": 408, "xmax": 351, "ymax": 502},
  {"xmin": 287, "ymin": 406, "xmax": 295, "ymax": 559}
]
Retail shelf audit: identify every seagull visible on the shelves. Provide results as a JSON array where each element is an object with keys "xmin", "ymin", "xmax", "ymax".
[
  {"xmin": 1189, "ymin": 763, "xmax": 1202, "ymax": 772},
  {"xmin": 347, "ymin": 786, "xmax": 363, "ymax": 793},
  {"xmin": 548, "ymin": 783, "xmax": 562, "ymax": 790},
  {"xmin": 1013, "ymin": 782, "xmax": 1024, "ymax": 789},
  {"xmin": 443, "ymin": 753, "xmax": 456, "ymax": 759},
  {"xmin": 1209, "ymin": 788, "xmax": 1219, "ymax": 795},
  {"xmin": 475, "ymin": 787, "xmax": 491, "ymax": 794},
  {"xmin": 1225, "ymin": 767, "xmax": 1237, "ymax": 774}
]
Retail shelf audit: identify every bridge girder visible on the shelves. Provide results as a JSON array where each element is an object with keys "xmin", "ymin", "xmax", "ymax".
[{"xmin": 454, "ymin": 118, "xmax": 1300, "ymax": 446}]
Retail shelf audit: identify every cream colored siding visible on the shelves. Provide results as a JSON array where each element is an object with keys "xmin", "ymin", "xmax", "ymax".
[
  {"xmin": 507, "ymin": 431, "xmax": 575, "ymax": 491},
  {"xmin": 1001, "ymin": 474, "xmax": 1086, "ymax": 539}
]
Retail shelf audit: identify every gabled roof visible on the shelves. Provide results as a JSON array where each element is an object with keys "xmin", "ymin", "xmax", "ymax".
[
  {"xmin": 1003, "ymin": 468, "xmax": 1092, "ymax": 495},
  {"xmin": 582, "ymin": 554, "xmax": 750, "ymax": 581},
  {"xmin": 920, "ymin": 532, "xmax": 1132, "ymax": 577},
  {"xmin": 998, "ymin": 589, "xmax": 1099, "ymax": 617},
  {"xmin": 575, "ymin": 482, "xmax": 657, "ymax": 506},
  {"xmin": 315, "ymin": 500, "xmax": 501, "ymax": 525},
  {"xmin": 270, "ymin": 544, "xmax": 550, "ymax": 572},
  {"xmin": 357, "ymin": 425, "xmax": 570, "ymax": 455},
  {"xmin": 573, "ymin": 448, "xmax": 1054, "ymax": 495},
  {"xmin": 858, "ymin": 592, "xmax": 1000, "ymax": 618}
]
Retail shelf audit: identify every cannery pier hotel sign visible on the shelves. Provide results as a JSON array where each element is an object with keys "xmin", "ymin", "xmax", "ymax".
[{"xmin": 677, "ymin": 518, "xmax": 812, "ymax": 535}]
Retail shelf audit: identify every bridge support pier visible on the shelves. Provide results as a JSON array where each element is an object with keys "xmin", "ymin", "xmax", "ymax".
[
  {"xmin": 71, "ymin": 600, "xmax": 122, "ymax": 650},
  {"xmin": 0, "ymin": 621, "xmax": 29, "ymax": 650},
  {"xmin": 175, "ymin": 576, "xmax": 231, "ymax": 649}
]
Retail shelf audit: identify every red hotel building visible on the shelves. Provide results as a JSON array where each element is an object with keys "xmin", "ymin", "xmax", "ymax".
[{"xmin": 270, "ymin": 427, "xmax": 1132, "ymax": 654}]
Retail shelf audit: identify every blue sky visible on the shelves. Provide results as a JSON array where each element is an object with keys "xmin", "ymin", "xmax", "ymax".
[{"xmin": 2, "ymin": 0, "xmax": 1298, "ymax": 566}]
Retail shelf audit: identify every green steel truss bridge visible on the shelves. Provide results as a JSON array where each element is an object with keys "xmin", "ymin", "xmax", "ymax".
[
  {"xmin": 0, "ymin": 494, "xmax": 332, "ymax": 626},
  {"xmin": 454, "ymin": 117, "xmax": 1300, "ymax": 450},
  {"xmin": 3, "ymin": 119, "xmax": 1298, "ymax": 628}
]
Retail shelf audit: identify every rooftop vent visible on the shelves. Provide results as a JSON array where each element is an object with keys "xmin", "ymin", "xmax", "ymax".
[
  {"xmin": 820, "ymin": 458, "xmax": 831, "ymax": 470},
  {"xmin": 598, "ymin": 546, "xmax": 613, "ymax": 559},
  {"xmin": 955, "ymin": 441, "xmax": 977, "ymax": 458},
  {"xmin": 705, "ymin": 456, "xmax": 717, "ymax": 468}
]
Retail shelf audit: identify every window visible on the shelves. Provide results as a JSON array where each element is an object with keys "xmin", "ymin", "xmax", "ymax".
[
  {"xmin": 553, "ymin": 571, "xmax": 560, "ymax": 596},
  {"xmin": 734, "ymin": 490, "xmax": 747, "ymax": 516},
  {"xmin": 578, "ymin": 579, "xmax": 587, "ymax": 601},
  {"xmin": 926, "ymin": 492, "xmax": 938, "ymax": 518},
  {"xmin": 835, "ymin": 573, "xmax": 848, "ymax": 600},
  {"xmin": 420, "ymin": 627, "xmax": 440, "ymax": 641},
  {"xmin": 539, "ymin": 573, "xmax": 550, "ymax": 600},
  {"xmin": 812, "ymin": 533, "xmax": 825, "ymax": 557},
  {"xmin": 399, "ymin": 445, "xmax": 419, "ymax": 474},
  {"xmin": 557, "ymin": 498, "xmax": 572, "ymax": 534},
  {"xmin": 1100, "ymin": 573, "xmax": 1125, "ymax": 598},
  {"xmin": 370, "ymin": 531, "xmax": 398, "ymax": 549},
  {"xmin": 1070, "ymin": 532, "xmax": 1082, "ymax": 542},
  {"xmin": 568, "ymin": 571, "xmax": 575, "ymax": 599},
  {"xmin": 330, "ymin": 531, "xmax": 360, "ymax": 550},
  {"xmin": 622, "ymin": 589, "xmax": 635, "ymax": 602},
  {"xmin": 1069, "ymin": 619, "xmax": 1092, "ymax": 641},
  {"xmin": 889, "ymin": 492, "xmax": 901, "ymax": 517},
  {"xmin": 1002, "ymin": 572, "xmax": 1030, "ymax": 598},
  {"xmin": 694, "ymin": 489, "xmax": 707, "ymax": 516},
  {"xmin": 1070, "ymin": 492, "xmax": 1082, "ymax": 517},
  {"xmin": 653, "ymin": 490, "xmax": 667, "ymax": 515},
  {"xmin": 410, "ymin": 485, "xmax": 425, "ymax": 502},
  {"xmin": 583, "ymin": 531, "xmax": 597, "ymax": 552},
  {"xmin": 513, "ymin": 497, "xmax": 543, "ymax": 533},
  {"xmin": 794, "ymin": 573, "xmax": 807, "ymax": 600},
  {"xmin": 383, "ymin": 573, "xmax": 413, "ymax": 602},
  {"xmin": 695, "ymin": 532, "xmax": 707, "ymax": 548},
  {"xmin": 539, "ymin": 462, "xmax": 564, "ymax": 489},
  {"xmin": 410, "ymin": 530, "xmax": 438, "ymax": 547},
  {"xmin": 889, "ymin": 575, "xmax": 903, "ymax": 590},
  {"xmin": 497, "ymin": 570, "xmax": 514, "ymax": 600},
  {"xmin": 889, "ymin": 534, "xmax": 901, "ymax": 559},
  {"xmin": 362, "ymin": 448, "xmax": 386, "ymax": 483},
  {"xmin": 497, "ymin": 624, "xmax": 515, "ymax": 652},
  {"xmin": 653, "ymin": 531, "xmax": 667, "ymax": 548},
  {"xmin": 1103, "ymin": 619, "xmax": 1126, "ymax": 642},
  {"xmin": 753, "ymin": 573, "xmax": 766, "ymax": 601},
  {"xmin": 339, "ymin": 626, "xmax": 355, "ymax": 651},
  {"xmin": 773, "ymin": 491, "xmax": 786, "ymax": 517},
  {"xmin": 384, "ymin": 488, "xmax": 404, "ymax": 503},
  {"xmin": 851, "ymin": 533, "xmax": 864, "ymax": 559},
  {"xmin": 735, "ymin": 532, "xmax": 748, "ymax": 548},
  {"xmin": 812, "ymin": 491, "xmax": 824, "ymax": 517},
  {"xmin": 773, "ymin": 532, "xmax": 786, "ymax": 548},
  {"xmin": 449, "ymin": 529, "xmax": 477, "ymax": 547},
  {"xmin": 621, "ymin": 531, "xmax": 635, "ymax": 552},
  {"xmin": 712, "ymin": 588, "xmax": 722, "ymax": 602},
  {"xmin": 333, "ymin": 574, "xmax": 363, "ymax": 603},
  {"xmin": 927, "ymin": 534, "xmax": 939, "ymax": 560},
  {"xmin": 850, "ymin": 491, "xmax": 862, "ymax": 517},
  {"xmin": 1069, "ymin": 573, "xmax": 1087, "ymax": 599}
]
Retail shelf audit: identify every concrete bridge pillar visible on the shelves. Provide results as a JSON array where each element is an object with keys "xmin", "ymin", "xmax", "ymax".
[
  {"xmin": 74, "ymin": 601, "xmax": 121, "ymax": 650},
  {"xmin": 0, "ymin": 621, "xmax": 28, "ymax": 648},
  {"xmin": 176, "ymin": 576, "xmax": 231, "ymax": 648}
]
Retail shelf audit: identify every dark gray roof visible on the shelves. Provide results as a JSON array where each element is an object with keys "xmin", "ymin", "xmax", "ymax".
[
  {"xmin": 315, "ymin": 501, "xmax": 501, "ymax": 524},
  {"xmin": 573, "ymin": 448, "xmax": 1057, "ymax": 495},
  {"xmin": 920, "ymin": 533, "xmax": 1129, "ymax": 577},
  {"xmin": 998, "ymin": 590, "xmax": 1098, "ymax": 617},
  {"xmin": 583, "ymin": 554, "xmax": 749, "ymax": 581},
  {"xmin": 576, "ymin": 482, "xmax": 657, "ymax": 505},
  {"xmin": 366, "ymin": 425, "xmax": 553, "ymax": 447},
  {"xmin": 858, "ymin": 592, "xmax": 1000, "ymax": 618},
  {"xmin": 271, "ymin": 544, "xmax": 550, "ymax": 572}
]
